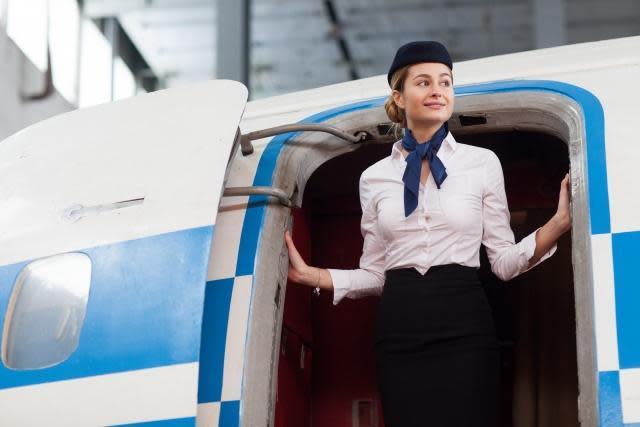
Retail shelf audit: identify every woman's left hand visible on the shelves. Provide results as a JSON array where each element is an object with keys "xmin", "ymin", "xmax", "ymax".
[
  {"xmin": 554, "ymin": 173, "xmax": 572, "ymax": 233},
  {"xmin": 529, "ymin": 173, "xmax": 572, "ymax": 266}
]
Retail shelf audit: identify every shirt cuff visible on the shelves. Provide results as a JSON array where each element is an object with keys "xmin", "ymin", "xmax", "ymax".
[
  {"xmin": 519, "ymin": 226, "xmax": 557, "ymax": 273},
  {"xmin": 327, "ymin": 268, "xmax": 350, "ymax": 306}
]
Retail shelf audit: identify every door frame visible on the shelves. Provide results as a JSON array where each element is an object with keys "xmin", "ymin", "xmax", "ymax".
[{"xmin": 242, "ymin": 81, "xmax": 606, "ymax": 427}]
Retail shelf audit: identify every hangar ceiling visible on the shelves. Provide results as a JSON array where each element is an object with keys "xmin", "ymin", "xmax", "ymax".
[{"xmin": 82, "ymin": 0, "xmax": 640, "ymax": 99}]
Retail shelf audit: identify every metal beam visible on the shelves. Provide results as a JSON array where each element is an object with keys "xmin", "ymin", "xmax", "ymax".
[
  {"xmin": 104, "ymin": 17, "xmax": 118, "ymax": 101},
  {"xmin": 533, "ymin": 0, "xmax": 566, "ymax": 48},
  {"xmin": 323, "ymin": 0, "xmax": 358, "ymax": 80},
  {"xmin": 216, "ymin": 0, "xmax": 249, "ymax": 86}
]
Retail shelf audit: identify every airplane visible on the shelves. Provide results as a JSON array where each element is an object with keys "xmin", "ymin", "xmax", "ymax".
[{"xmin": 0, "ymin": 35, "xmax": 638, "ymax": 427}]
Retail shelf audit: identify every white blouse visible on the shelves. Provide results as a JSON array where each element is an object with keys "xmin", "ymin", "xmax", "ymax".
[{"xmin": 327, "ymin": 131, "xmax": 557, "ymax": 306}]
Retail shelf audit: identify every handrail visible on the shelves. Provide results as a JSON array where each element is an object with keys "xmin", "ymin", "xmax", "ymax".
[
  {"xmin": 223, "ymin": 186, "xmax": 292, "ymax": 207},
  {"xmin": 240, "ymin": 123, "xmax": 370, "ymax": 155}
]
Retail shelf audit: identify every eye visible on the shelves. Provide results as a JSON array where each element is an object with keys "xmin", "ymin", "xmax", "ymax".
[
  {"xmin": 441, "ymin": 80, "xmax": 451, "ymax": 87},
  {"xmin": 417, "ymin": 80, "xmax": 428, "ymax": 86}
]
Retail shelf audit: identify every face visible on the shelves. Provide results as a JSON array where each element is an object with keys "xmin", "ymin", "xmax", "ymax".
[{"xmin": 392, "ymin": 62, "xmax": 454, "ymax": 128}]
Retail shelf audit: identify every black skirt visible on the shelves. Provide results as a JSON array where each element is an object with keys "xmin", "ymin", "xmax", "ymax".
[{"xmin": 374, "ymin": 264, "xmax": 501, "ymax": 427}]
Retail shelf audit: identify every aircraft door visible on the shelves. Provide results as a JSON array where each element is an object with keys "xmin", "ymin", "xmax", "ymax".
[{"xmin": 0, "ymin": 80, "xmax": 248, "ymax": 426}]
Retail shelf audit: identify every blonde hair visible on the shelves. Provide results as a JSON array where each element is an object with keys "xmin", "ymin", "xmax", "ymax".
[{"xmin": 384, "ymin": 64, "xmax": 411, "ymax": 137}]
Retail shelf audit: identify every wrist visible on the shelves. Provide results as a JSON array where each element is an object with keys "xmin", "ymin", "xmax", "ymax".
[{"xmin": 303, "ymin": 266, "xmax": 318, "ymax": 287}]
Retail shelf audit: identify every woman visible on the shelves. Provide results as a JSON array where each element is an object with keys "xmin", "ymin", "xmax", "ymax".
[{"xmin": 284, "ymin": 41, "xmax": 571, "ymax": 427}]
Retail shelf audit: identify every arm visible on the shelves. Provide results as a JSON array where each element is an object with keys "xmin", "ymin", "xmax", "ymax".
[
  {"xmin": 284, "ymin": 174, "xmax": 386, "ymax": 305},
  {"xmin": 326, "ymin": 195, "xmax": 386, "ymax": 305},
  {"xmin": 528, "ymin": 173, "xmax": 571, "ymax": 266},
  {"xmin": 481, "ymin": 152, "xmax": 568, "ymax": 281},
  {"xmin": 284, "ymin": 231, "xmax": 333, "ymax": 289}
]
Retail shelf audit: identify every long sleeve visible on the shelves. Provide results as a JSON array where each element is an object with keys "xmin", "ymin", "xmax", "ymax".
[
  {"xmin": 327, "ymin": 174, "xmax": 386, "ymax": 305},
  {"xmin": 481, "ymin": 151, "xmax": 556, "ymax": 281}
]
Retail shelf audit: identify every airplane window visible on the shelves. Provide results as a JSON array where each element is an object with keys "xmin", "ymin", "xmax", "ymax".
[{"xmin": 1, "ymin": 253, "xmax": 92, "ymax": 370}]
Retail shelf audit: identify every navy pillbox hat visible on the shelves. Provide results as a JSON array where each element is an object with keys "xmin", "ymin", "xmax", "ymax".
[{"xmin": 387, "ymin": 41, "xmax": 453, "ymax": 86}]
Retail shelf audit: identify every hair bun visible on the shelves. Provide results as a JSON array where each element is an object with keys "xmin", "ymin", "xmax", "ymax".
[{"xmin": 384, "ymin": 96, "xmax": 404, "ymax": 124}]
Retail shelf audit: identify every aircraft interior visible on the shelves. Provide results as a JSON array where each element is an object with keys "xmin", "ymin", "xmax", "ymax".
[{"xmin": 275, "ymin": 129, "xmax": 579, "ymax": 427}]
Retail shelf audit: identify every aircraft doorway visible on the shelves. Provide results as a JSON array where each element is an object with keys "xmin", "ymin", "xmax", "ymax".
[{"xmin": 276, "ymin": 129, "xmax": 579, "ymax": 427}]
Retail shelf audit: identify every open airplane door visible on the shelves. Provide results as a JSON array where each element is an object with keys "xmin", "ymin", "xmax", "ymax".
[{"xmin": 0, "ymin": 80, "xmax": 247, "ymax": 425}]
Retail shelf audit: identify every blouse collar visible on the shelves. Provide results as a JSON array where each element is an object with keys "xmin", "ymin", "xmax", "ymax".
[{"xmin": 390, "ymin": 130, "xmax": 458, "ymax": 173}]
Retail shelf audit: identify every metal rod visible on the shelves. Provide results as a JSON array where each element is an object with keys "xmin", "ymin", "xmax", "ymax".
[
  {"xmin": 223, "ymin": 186, "xmax": 292, "ymax": 207},
  {"xmin": 240, "ymin": 123, "xmax": 369, "ymax": 155}
]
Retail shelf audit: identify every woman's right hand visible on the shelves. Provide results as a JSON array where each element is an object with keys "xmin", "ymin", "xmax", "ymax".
[
  {"xmin": 284, "ymin": 230, "xmax": 310, "ymax": 285},
  {"xmin": 284, "ymin": 230, "xmax": 333, "ymax": 291}
]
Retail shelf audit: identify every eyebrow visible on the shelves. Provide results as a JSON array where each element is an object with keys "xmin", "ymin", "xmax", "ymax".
[{"xmin": 413, "ymin": 73, "xmax": 452, "ymax": 80}]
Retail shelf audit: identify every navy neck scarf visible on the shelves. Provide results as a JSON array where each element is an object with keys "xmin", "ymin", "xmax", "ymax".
[{"xmin": 401, "ymin": 122, "xmax": 448, "ymax": 217}]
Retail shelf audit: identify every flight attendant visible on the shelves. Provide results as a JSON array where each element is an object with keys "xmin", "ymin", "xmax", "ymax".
[{"xmin": 284, "ymin": 41, "xmax": 571, "ymax": 426}]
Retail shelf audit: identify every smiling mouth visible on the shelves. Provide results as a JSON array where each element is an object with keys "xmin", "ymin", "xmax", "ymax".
[{"xmin": 424, "ymin": 103, "xmax": 446, "ymax": 109}]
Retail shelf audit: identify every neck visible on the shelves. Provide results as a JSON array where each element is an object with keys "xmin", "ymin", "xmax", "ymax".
[{"xmin": 408, "ymin": 122, "xmax": 445, "ymax": 143}]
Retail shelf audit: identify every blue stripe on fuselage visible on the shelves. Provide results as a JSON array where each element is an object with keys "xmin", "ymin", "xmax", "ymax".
[
  {"xmin": 0, "ymin": 226, "xmax": 212, "ymax": 389},
  {"xmin": 198, "ymin": 278, "xmax": 235, "ymax": 404},
  {"xmin": 112, "ymin": 416, "xmax": 196, "ymax": 426}
]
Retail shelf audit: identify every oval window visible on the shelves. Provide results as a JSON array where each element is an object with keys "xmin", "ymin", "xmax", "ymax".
[{"xmin": 1, "ymin": 253, "xmax": 92, "ymax": 370}]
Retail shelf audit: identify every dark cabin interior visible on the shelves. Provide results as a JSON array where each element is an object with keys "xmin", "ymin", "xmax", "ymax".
[{"xmin": 274, "ymin": 130, "xmax": 578, "ymax": 427}]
